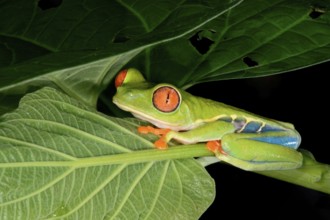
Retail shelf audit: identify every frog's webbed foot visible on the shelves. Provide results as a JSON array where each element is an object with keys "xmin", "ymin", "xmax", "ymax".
[{"xmin": 138, "ymin": 126, "xmax": 171, "ymax": 149}]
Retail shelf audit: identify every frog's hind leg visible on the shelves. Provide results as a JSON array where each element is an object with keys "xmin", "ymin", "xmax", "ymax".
[{"xmin": 215, "ymin": 131, "xmax": 303, "ymax": 171}]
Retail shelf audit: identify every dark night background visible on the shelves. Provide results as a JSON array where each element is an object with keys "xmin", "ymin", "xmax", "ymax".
[{"xmin": 189, "ymin": 62, "xmax": 330, "ymax": 219}]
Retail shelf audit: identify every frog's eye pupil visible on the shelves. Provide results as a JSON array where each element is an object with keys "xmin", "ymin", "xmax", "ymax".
[
  {"xmin": 166, "ymin": 94, "xmax": 170, "ymax": 104},
  {"xmin": 153, "ymin": 86, "xmax": 180, "ymax": 112},
  {"xmin": 115, "ymin": 69, "xmax": 128, "ymax": 88}
]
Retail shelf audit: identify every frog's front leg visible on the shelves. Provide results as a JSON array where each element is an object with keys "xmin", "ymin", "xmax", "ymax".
[
  {"xmin": 139, "ymin": 120, "xmax": 236, "ymax": 149},
  {"xmin": 215, "ymin": 131, "xmax": 303, "ymax": 171}
]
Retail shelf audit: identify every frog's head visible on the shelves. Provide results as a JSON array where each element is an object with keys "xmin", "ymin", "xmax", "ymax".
[{"xmin": 113, "ymin": 68, "xmax": 195, "ymax": 131}]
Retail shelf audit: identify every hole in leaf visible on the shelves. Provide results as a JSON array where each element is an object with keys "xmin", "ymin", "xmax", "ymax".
[
  {"xmin": 189, "ymin": 30, "xmax": 215, "ymax": 55},
  {"xmin": 309, "ymin": 5, "xmax": 326, "ymax": 19},
  {"xmin": 243, "ymin": 57, "xmax": 258, "ymax": 67},
  {"xmin": 38, "ymin": 0, "xmax": 62, "ymax": 10},
  {"xmin": 112, "ymin": 34, "xmax": 130, "ymax": 43}
]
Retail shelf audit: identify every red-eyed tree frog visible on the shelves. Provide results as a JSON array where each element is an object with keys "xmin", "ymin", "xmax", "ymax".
[{"xmin": 113, "ymin": 68, "xmax": 303, "ymax": 171}]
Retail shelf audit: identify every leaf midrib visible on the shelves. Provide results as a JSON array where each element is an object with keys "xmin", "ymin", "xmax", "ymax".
[{"xmin": 0, "ymin": 144, "xmax": 213, "ymax": 168}]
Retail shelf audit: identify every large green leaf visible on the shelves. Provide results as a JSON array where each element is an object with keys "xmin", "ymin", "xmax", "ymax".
[
  {"xmin": 0, "ymin": 0, "xmax": 241, "ymax": 112},
  {"xmin": 0, "ymin": 87, "xmax": 215, "ymax": 219},
  {"xmin": 1, "ymin": 0, "xmax": 330, "ymax": 113},
  {"xmin": 127, "ymin": 0, "xmax": 330, "ymax": 87}
]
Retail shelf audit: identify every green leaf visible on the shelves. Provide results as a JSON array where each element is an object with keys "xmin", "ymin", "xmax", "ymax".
[
  {"xmin": 0, "ymin": 48, "xmax": 144, "ymax": 110},
  {"xmin": 0, "ymin": 0, "xmax": 242, "ymax": 114},
  {"xmin": 3, "ymin": 1, "xmax": 330, "ymax": 114},
  {"xmin": 0, "ymin": 87, "xmax": 215, "ymax": 219},
  {"xmin": 138, "ymin": 0, "xmax": 330, "ymax": 87}
]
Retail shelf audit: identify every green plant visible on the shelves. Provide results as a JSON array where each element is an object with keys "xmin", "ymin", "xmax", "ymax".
[{"xmin": 0, "ymin": 1, "xmax": 329, "ymax": 219}]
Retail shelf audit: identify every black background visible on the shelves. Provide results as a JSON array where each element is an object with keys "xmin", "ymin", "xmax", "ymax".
[{"xmin": 188, "ymin": 62, "xmax": 330, "ymax": 219}]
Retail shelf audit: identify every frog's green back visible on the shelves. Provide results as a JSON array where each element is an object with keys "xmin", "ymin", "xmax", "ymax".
[{"xmin": 180, "ymin": 91, "xmax": 295, "ymax": 130}]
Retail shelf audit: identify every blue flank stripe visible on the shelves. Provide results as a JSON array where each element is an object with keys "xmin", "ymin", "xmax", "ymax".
[
  {"xmin": 242, "ymin": 121, "xmax": 262, "ymax": 133},
  {"xmin": 261, "ymin": 124, "xmax": 285, "ymax": 132},
  {"xmin": 251, "ymin": 136, "xmax": 300, "ymax": 149},
  {"xmin": 235, "ymin": 121, "xmax": 286, "ymax": 133}
]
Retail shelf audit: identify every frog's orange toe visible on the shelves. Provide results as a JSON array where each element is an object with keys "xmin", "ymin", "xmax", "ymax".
[
  {"xmin": 154, "ymin": 139, "xmax": 168, "ymax": 149},
  {"xmin": 206, "ymin": 140, "xmax": 226, "ymax": 154},
  {"xmin": 154, "ymin": 128, "xmax": 171, "ymax": 136},
  {"xmin": 138, "ymin": 126, "xmax": 171, "ymax": 136},
  {"xmin": 138, "ymin": 126, "xmax": 154, "ymax": 134}
]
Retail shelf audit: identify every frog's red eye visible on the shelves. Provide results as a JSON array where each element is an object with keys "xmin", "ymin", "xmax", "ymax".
[
  {"xmin": 115, "ymin": 69, "xmax": 128, "ymax": 88},
  {"xmin": 153, "ymin": 86, "xmax": 180, "ymax": 112}
]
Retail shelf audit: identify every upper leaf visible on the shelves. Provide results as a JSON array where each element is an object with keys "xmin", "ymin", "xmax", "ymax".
[
  {"xmin": 0, "ymin": 0, "xmax": 241, "ymax": 113},
  {"xmin": 137, "ymin": 0, "xmax": 330, "ymax": 87},
  {"xmin": 1, "ymin": 0, "xmax": 330, "ymax": 112}
]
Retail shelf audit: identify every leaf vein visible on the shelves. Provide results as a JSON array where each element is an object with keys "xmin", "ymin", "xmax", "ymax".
[
  {"xmin": 109, "ymin": 162, "xmax": 154, "ymax": 220},
  {"xmin": 0, "ymin": 167, "xmax": 75, "ymax": 207},
  {"xmin": 115, "ymin": 0, "xmax": 150, "ymax": 32},
  {"xmin": 23, "ymin": 97, "xmax": 152, "ymax": 147},
  {"xmin": 143, "ymin": 161, "xmax": 170, "ymax": 220},
  {"xmin": 57, "ymin": 164, "xmax": 128, "ymax": 219},
  {"xmin": 10, "ymin": 118, "xmax": 132, "ymax": 154},
  {"xmin": 0, "ymin": 135, "xmax": 77, "ymax": 161}
]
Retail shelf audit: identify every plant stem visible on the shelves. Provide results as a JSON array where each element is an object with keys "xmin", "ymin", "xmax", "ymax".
[
  {"xmin": 0, "ymin": 144, "xmax": 214, "ymax": 168},
  {"xmin": 76, "ymin": 144, "xmax": 214, "ymax": 167}
]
